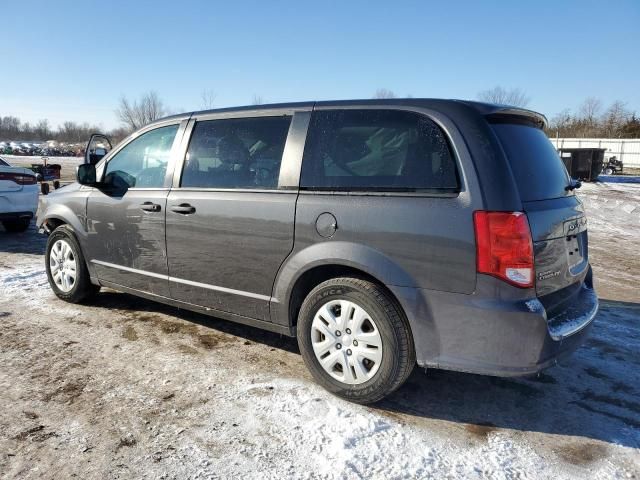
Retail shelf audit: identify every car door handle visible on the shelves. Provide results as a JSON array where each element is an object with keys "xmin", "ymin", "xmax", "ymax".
[
  {"xmin": 140, "ymin": 202, "xmax": 161, "ymax": 212},
  {"xmin": 170, "ymin": 204, "xmax": 196, "ymax": 214}
]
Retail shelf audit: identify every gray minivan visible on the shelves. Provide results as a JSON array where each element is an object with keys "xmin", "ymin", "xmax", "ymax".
[{"xmin": 37, "ymin": 99, "xmax": 598, "ymax": 403}]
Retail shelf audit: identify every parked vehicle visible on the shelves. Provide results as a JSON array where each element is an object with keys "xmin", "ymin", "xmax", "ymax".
[
  {"xmin": 602, "ymin": 155, "xmax": 623, "ymax": 175},
  {"xmin": 36, "ymin": 99, "xmax": 598, "ymax": 403},
  {"xmin": 0, "ymin": 155, "xmax": 38, "ymax": 232}
]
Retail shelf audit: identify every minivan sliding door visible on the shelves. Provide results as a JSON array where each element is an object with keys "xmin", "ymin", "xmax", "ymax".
[{"xmin": 165, "ymin": 110, "xmax": 310, "ymax": 321}]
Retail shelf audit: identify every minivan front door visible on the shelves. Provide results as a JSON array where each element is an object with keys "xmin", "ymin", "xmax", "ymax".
[
  {"xmin": 165, "ymin": 113, "xmax": 307, "ymax": 321},
  {"xmin": 85, "ymin": 123, "xmax": 184, "ymax": 297}
]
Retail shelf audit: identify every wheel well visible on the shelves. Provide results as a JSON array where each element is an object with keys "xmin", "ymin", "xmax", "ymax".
[
  {"xmin": 288, "ymin": 265, "xmax": 404, "ymax": 328},
  {"xmin": 44, "ymin": 218, "xmax": 65, "ymax": 232}
]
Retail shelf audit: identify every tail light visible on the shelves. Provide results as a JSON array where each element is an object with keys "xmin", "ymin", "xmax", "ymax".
[
  {"xmin": 0, "ymin": 172, "xmax": 37, "ymax": 185},
  {"xmin": 473, "ymin": 211, "xmax": 534, "ymax": 288}
]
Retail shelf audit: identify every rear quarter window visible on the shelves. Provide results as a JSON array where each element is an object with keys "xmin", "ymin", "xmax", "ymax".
[{"xmin": 492, "ymin": 123, "xmax": 570, "ymax": 202}]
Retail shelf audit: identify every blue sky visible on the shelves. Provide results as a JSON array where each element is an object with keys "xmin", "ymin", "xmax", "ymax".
[{"xmin": 2, "ymin": 0, "xmax": 639, "ymax": 130}]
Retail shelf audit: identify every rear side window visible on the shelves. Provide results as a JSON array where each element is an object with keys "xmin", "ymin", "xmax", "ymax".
[
  {"xmin": 492, "ymin": 123, "xmax": 570, "ymax": 202},
  {"xmin": 301, "ymin": 110, "xmax": 459, "ymax": 191},
  {"xmin": 181, "ymin": 116, "xmax": 291, "ymax": 189}
]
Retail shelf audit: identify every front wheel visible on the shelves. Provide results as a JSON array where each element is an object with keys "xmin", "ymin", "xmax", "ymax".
[
  {"xmin": 45, "ymin": 225, "xmax": 100, "ymax": 303},
  {"xmin": 604, "ymin": 167, "xmax": 614, "ymax": 175},
  {"xmin": 297, "ymin": 277, "xmax": 415, "ymax": 404}
]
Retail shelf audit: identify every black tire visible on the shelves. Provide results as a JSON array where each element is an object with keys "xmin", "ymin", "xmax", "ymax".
[
  {"xmin": 41, "ymin": 182, "xmax": 50, "ymax": 195},
  {"xmin": 53, "ymin": 180, "xmax": 60, "ymax": 189},
  {"xmin": 45, "ymin": 225, "xmax": 100, "ymax": 303},
  {"xmin": 297, "ymin": 277, "xmax": 415, "ymax": 404},
  {"xmin": 2, "ymin": 218, "xmax": 31, "ymax": 232}
]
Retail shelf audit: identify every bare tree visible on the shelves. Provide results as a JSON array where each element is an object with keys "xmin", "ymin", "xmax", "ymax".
[
  {"xmin": 579, "ymin": 97, "xmax": 603, "ymax": 126},
  {"xmin": 0, "ymin": 116, "xmax": 21, "ymax": 138},
  {"xmin": 200, "ymin": 89, "xmax": 217, "ymax": 109},
  {"xmin": 34, "ymin": 119, "xmax": 51, "ymax": 139},
  {"xmin": 477, "ymin": 86, "xmax": 530, "ymax": 107},
  {"xmin": 601, "ymin": 100, "xmax": 630, "ymax": 138},
  {"xmin": 373, "ymin": 88, "xmax": 396, "ymax": 99},
  {"xmin": 115, "ymin": 91, "xmax": 167, "ymax": 131},
  {"xmin": 251, "ymin": 94, "xmax": 265, "ymax": 105},
  {"xmin": 56, "ymin": 121, "xmax": 101, "ymax": 143},
  {"xmin": 548, "ymin": 109, "xmax": 573, "ymax": 137}
]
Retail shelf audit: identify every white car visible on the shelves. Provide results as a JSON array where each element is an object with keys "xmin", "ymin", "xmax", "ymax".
[{"xmin": 0, "ymin": 156, "xmax": 38, "ymax": 232}]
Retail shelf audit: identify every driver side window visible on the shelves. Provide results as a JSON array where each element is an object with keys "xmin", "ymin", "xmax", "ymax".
[{"xmin": 104, "ymin": 124, "xmax": 179, "ymax": 189}]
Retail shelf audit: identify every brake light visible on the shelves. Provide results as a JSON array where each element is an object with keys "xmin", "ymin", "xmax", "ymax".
[
  {"xmin": 473, "ymin": 211, "xmax": 534, "ymax": 288},
  {"xmin": 0, "ymin": 172, "xmax": 37, "ymax": 185}
]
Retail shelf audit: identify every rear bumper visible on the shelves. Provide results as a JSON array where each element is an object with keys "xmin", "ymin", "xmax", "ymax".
[
  {"xmin": 389, "ymin": 269, "xmax": 598, "ymax": 377},
  {"xmin": 0, "ymin": 187, "xmax": 39, "ymax": 216}
]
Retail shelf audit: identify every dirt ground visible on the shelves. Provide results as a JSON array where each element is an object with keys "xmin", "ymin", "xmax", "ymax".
[{"xmin": 0, "ymin": 171, "xmax": 639, "ymax": 478}]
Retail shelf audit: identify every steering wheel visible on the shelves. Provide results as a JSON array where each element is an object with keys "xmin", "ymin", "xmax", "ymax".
[{"xmin": 104, "ymin": 170, "xmax": 136, "ymax": 190}]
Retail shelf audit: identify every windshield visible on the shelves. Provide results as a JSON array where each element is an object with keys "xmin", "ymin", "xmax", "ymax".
[{"xmin": 492, "ymin": 123, "xmax": 570, "ymax": 202}]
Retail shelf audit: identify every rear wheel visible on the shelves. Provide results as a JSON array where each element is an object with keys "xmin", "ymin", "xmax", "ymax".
[
  {"xmin": 2, "ymin": 218, "xmax": 31, "ymax": 232},
  {"xmin": 297, "ymin": 277, "xmax": 415, "ymax": 404},
  {"xmin": 45, "ymin": 225, "xmax": 99, "ymax": 303}
]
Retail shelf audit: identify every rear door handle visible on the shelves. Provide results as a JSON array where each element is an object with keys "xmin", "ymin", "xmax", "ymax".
[
  {"xmin": 140, "ymin": 202, "xmax": 161, "ymax": 212},
  {"xmin": 170, "ymin": 204, "xmax": 196, "ymax": 214}
]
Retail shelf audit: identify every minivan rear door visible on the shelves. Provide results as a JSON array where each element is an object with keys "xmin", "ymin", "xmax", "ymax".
[{"xmin": 491, "ymin": 122, "xmax": 590, "ymax": 305}]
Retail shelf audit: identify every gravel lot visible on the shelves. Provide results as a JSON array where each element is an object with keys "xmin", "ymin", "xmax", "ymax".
[{"xmin": 0, "ymin": 174, "xmax": 639, "ymax": 479}]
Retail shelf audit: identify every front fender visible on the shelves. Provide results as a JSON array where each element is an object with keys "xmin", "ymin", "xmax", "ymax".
[
  {"xmin": 38, "ymin": 203, "xmax": 86, "ymax": 239},
  {"xmin": 37, "ymin": 189, "xmax": 96, "ymax": 279}
]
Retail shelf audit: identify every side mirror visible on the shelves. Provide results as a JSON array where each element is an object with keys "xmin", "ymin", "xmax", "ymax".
[
  {"xmin": 77, "ymin": 163, "xmax": 97, "ymax": 185},
  {"xmin": 85, "ymin": 133, "xmax": 112, "ymax": 165}
]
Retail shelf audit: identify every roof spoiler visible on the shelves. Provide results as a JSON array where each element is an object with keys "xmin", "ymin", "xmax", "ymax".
[{"xmin": 485, "ymin": 107, "xmax": 548, "ymax": 130}]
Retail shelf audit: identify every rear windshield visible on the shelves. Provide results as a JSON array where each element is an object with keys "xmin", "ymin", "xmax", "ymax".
[{"xmin": 492, "ymin": 123, "xmax": 570, "ymax": 202}]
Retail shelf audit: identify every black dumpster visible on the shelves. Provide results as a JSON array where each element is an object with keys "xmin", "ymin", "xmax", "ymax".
[{"xmin": 558, "ymin": 148, "xmax": 605, "ymax": 182}]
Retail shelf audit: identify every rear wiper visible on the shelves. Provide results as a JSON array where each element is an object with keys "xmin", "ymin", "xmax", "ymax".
[{"xmin": 565, "ymin": 179, "xmax": 582, "ymax": 191}]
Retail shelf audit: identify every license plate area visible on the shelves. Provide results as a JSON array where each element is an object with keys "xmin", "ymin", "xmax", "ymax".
[
  {"xmin": 566, "ymin": 234, "xmax": 584, "ymax": 269},
  {"xmin": 564, "ymin": 217, "xmax": 587, "ymax": 273}
]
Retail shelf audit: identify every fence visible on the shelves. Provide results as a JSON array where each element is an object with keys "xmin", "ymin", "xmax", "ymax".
[{"xmin": 548, "ymin": 138, "xmax": 640, "ymax": 168}]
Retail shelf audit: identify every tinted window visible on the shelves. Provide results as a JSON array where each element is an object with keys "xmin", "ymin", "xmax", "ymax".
[
  {"xmin": 492, "ymin": 123, "xmax": 570, "ymax": 202},
  {"xmin": 181, "ymin": 116, "xmax": 292, "ymax": 189},
  {"xmin": 104, "ymin": 125, "xmax": 178, "ymax": 188},
  {"xmin": 300, "ymin": 110, "xmax": 458, "ymax": 191}
]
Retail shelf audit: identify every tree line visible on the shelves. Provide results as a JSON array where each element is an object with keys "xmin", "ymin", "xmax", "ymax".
[
  {"xmin": 0, "ymin": 116, "xmax": 130, "ymax": 144},
  {"xmin": 379, "ymin": 86, "xmax": 640, "ymax": 139},
  {"xmin": 2, "ymin": 88, "xmax": 639, "ymax": 144},
  {"xmin": 475, "ymin": 87, "xmax": 640, "ymax": 138},
  {"xmin": 546, "ymin": 98, "xmax": 640, "ymax": 138}
]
